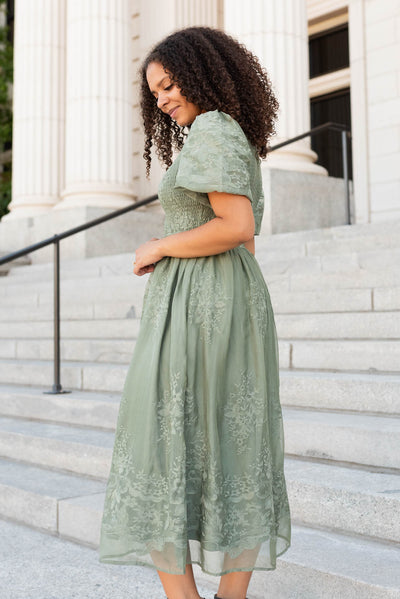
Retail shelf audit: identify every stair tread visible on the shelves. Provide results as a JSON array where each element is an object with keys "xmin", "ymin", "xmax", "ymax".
[
  {"xmin": 1, "ymin": 452, "xmax": 398, "ymax": 503},
  {"xmin": 1, "ymin": 402, "xmax": 399, "ymax": 437},
  {"xmin": 0, "ymin": 416, "xmax": 115, "ymax": 448},
  {"xmin": 284, "ymin": 458, "xmax": 400, "ymax": 496},
  {"xmin": 1, "ymin": 357, "xmax": 400, "ymax": 376},
  {"xmin": 0, "ymin": 382, "xmax": 120, "ymax": 403},
  {"xmin": 283, "ymin": 407, "xmax": 400, "ymax": 431},
  {"xmin": 0, "ymin": 457, "xmax": 105, "ymax": 497},
  {"xmin": 0, "ymin": 518, "xmax": 175, "ymax": 599},
  {"xmin": 283, "ymin": 525, "xmax": 400, "ymax": 589}
]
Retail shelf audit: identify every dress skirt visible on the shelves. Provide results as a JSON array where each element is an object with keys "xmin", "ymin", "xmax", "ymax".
[{"xmin": 98, "ymin": 245, "xmax": 291, "ymax": 576}]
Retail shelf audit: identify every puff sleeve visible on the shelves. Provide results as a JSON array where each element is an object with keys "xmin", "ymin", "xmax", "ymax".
[{"xmin": 174, "ymin": 110, "xmax": 255, "ymax": 204}]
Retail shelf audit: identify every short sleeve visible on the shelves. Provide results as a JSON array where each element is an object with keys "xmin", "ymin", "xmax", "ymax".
[{"xmin": 174, "ymin": 110, "xmax": 255, "ymax": 204}]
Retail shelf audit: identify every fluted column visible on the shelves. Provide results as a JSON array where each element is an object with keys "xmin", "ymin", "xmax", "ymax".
[
  {"xmin": 175, "ymin": 0, "xmax": 220, "ymax": 28},
  {"xmin": 3, "ymin": 0, "xmax": 66, "ymax": 220},
  {"xmin": 56, "ymin": 0, "xmax": 134, "ymax": 210},
  {"xmin": 136, "ymin": 0, "xmax": 220, "ymax": 200},
  {"xmin": 224, "ymin": 0, "xmax": 326, "ymax": 174}
]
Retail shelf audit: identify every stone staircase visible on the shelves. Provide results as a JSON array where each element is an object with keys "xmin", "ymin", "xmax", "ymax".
[{"xmin": 0, "ymin": 219, "xmax": 399, "ymax": 599}]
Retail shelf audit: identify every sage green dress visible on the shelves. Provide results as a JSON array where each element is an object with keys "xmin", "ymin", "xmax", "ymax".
[{"xmin": 98, "ymin": 110, "xmax": 291, "ymax": 576}]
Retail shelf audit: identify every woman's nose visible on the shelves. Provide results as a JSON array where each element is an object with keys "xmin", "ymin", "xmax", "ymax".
[{"xmin": 157, "ymin": 93, "xmax": 167, "ymax": 109}]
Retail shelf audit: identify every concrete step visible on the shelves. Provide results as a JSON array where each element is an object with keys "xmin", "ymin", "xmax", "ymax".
[
  {"xmin": 0, "ymin": 384, "xmax": 120, "ymax": 429},
  {"xmin": 0, "ymin": 289, "xmax": 371, "ymax": 321},
  {"xmin": 1, "ymin": 250, "xmax": 399, "ymax": 304},
  {"xmin": 276, "ymin": 311, "xmax": 400, "ymax": 339},
  {"xmin": 0, "ymin": 270, "xmax": 398, "ymax": 325},
  {"xmin": 256, "ymin": 219, "xmax": 400, "ymax": 257},
  {"xmin": 0, "ymin": 274, "xmax": 147, "ymax": 307},
  {"xmin": 1, "ymin": 517, "xmax": 399, "ymax": 599},
  {"xmin": 284, "ymin": 458, "xmax": 400, "ymax": 543},
  {"xmin": 283, "ymin": 408, "xmax": 400, "ymax": 471},
  {"xmin": 257, "ymin": 248, "xmax": 400, "ymax": 277},
  {"xmin": 3, "ymin": 252, "xmax": 137, "ymax": 281},
  {"xmin": 0, "ymin": 454, "xmax": 398, "ymax": 546},
  {"xmin": 0, "ymin": 403, "xmax": 398, "ymax": 476},
  {"xmin": 3, "ymin": 251, "xmax": 137, "ymax": 280},
  {"xmin": 0, "ymin": 457, "xmax": 105, "ymax": 534},
  {"xmin": 0, "ymin": 286, "xmax": 397, "ymax": 321},
  {"xmin": 0, "ymin": 330, "xmax": 400, "ymax": 372},
  {"xmin": 273, "ymin": 286, "xmax": 398, "ymax": 313},
  {"xmin": 2, "ymin": 310, "xmax": 400, "ymax": 340},
  {"xmin": 0, "ymin": 337, "xmax": 285, "ymax": 370},
  {"xmin": 1, "ymin": 370, "xmax": 399, "ymax": 418},
  {"xmin": 280, "ymin": 371, "xmax": 400, "ymax": 416},
  {"xmin": 0, "ymin": 338, "xmax": 137, "ymax": 363},
  {"xmin": 0, "ymin": 318, "xmax": 141, "ymax": 339},
  {"xmin": 0, "ymin": 285, "xmax": 397, "ymax": 325},
  {"xmin": 1, "ymin": 336, "xmax": 398, "ymax": 373},
  {"xmin": 1, "ymin": 287, "xmax": 398, "ymax": 324},
  {"xmin": 289, "ymin": 339, "xmax": 400, "ymax": 373},
  {"xmin": 5, "ymin": 246, "xmax": 400, "ymax": 284},
  {"xmin": 0, "ymin": 359, "xmax": 127, "ymax": 392},
  {"xmin": 287, "ymin": 269, "xmax": 400, "ymax": 291},
  {"xmin": 0, "ymin": 416, "xmax": 114, "ymax": 478},
  {"xmin": 0, "ymin": 518, "xmax": 185, "ymax": 599},
  {"xmin": 262, "ymin": 525, "xmax": 400, "ymax": 599},
  {"xmin": 0, "ymin": 299, "xmax": 140, "ymax": 321}
]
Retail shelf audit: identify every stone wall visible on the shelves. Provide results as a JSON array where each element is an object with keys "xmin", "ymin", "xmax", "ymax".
[{"xmin": 365, "ymin": 0, "xmax": 400, "ymax": 222}]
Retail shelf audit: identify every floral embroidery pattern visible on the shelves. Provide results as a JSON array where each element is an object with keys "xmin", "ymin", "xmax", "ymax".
[
  {"xmin": 248, "ymin": 279, "xmax": 269, "ymax": 337},
  {"xmin": 140, "ymin": 263, "xmax": 171, "ymax": 334},
  {"xmin": 157, "ymin": 372, "xmax": 185, "ymax": 446},
  {"xmin": 187, "ymin": 271, "xmax": 230, "ymax": 343},
  {"xmin": 223, "ymin": 371, "xmax": 265, "ymax": 454}
]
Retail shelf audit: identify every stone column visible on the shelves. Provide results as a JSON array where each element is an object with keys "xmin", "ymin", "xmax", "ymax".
[
  {"xmin": 136, "ymin": 0, "xmax": 220, "ymax": 200},
  {"xmin": 224, "ymin": 0, "xmax": 326, "ymax": 174},
  {"xmin": 55, "ymin": 0, "xmax": 134, "ymax": 210},
  {"xmin": 3, "ymin": 0, "xmax": 66, "ymax": 220},
  {"xmin": 175, "ymin": 0, "xmax": 221, "ymax": 28}
]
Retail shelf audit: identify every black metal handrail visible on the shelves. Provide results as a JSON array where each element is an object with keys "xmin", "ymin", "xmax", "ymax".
[
  {"xmin": 0, "ymin": 121, "xmax": 351, "ymax": 394},
  {"xmin": 0, "ymin": 194, "xmax": 158, "ymax": 394},
  {"xmin": 269, "ymin": 121, "xmax": 352, "ymax": 224}
]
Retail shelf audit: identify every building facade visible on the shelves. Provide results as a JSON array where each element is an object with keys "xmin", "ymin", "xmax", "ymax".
[{"xmin": 0, "ymin": 0, "xmax": 399, "ymax": 258}]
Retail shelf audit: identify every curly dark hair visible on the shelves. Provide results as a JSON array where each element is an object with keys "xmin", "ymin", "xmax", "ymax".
[{"xmin": 139, "ymin": 26, "xmax": 279, "ymax": 178}]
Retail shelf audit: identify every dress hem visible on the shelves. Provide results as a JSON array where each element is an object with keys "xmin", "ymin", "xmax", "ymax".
[{"xmin": 98, "ymin": 533, "xmax": 291, "ymax": 577}]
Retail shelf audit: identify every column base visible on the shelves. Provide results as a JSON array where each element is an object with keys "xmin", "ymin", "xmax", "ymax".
[
  {"xmin": 2, "ymin": 200, "xmax": 58, "ymax": 221},
  {"xmin": 56, "ymin": 182, "xmax": 136, "ymax": 210},
  {"xmin": 266, "ymin": 142, "xmax": 328, "ymax": 176}
]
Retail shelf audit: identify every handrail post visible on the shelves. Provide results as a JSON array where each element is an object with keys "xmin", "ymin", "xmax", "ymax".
[
  {"xmin": 341, "ymin": 129, "xmax": 351, "ymax": 225},
  {"xmin": 44, "ymin": 239, "xmax": 70, "ymax": 395}
]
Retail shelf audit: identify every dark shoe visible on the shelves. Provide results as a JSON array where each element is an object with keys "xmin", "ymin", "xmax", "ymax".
[{"xmin": 214, "ymin": 595, "xmax": 249, "ymax": 599}]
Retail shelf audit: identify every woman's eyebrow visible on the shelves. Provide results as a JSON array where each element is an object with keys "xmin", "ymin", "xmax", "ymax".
[{"xmin": 150, "ymin": 76, "xmax": 169, "ymax": 95}]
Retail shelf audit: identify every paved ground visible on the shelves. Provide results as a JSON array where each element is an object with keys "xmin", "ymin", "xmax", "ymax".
[{"xmin": 0, "ymin": 518, "xmax": 213, "ymax": 599}]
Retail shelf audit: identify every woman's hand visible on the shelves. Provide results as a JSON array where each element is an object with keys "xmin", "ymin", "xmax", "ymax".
[{"xmin": 133, "ymin": 237, "xmax": 164, "ymax": 276}]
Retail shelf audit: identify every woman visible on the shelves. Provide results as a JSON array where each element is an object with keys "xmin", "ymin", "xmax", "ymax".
[{"xmin": 99, "ymin": 26, "xmax": 291, "ymax": 599}]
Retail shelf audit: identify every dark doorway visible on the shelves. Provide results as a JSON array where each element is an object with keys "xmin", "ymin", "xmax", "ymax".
[{"xmin": 310, "ymin": 89, "xmax": 352, "ymax": 179}]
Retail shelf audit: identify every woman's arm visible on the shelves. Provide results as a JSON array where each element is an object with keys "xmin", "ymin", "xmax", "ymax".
[
  {"xmin": 243, "ymin": 237, "xmax": 255, "ymax": 255},
  {"xmin": 133, "ymin": 192, "xmax": 254, "ymax": 275}
]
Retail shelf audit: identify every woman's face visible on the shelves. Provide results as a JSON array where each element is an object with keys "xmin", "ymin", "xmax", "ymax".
[{"xmin": 146, "ymin": 61, "xmax": 205, "ymax": 127}]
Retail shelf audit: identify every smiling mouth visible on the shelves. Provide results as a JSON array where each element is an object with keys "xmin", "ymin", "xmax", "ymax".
[{"xmin": 169, "ymin": 108, "xmax": 179, "ymax": 118}]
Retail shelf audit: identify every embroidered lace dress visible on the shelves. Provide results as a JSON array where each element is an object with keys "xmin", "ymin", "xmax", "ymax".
[{"xmin": 98, "ymin": 110, "xmax": 291, "ymax": 576}]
